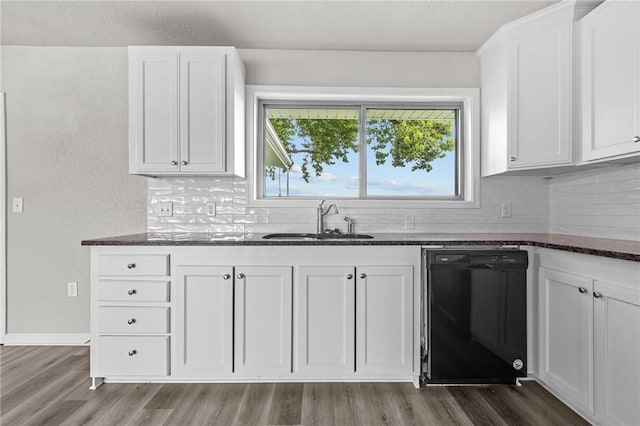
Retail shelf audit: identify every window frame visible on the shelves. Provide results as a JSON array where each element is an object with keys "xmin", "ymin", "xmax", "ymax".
[{"xmin": 246, "ymin": 85, "xmax": 480, "ymax": 208}]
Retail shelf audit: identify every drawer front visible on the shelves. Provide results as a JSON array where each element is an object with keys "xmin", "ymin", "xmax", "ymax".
[
  {"xmin": 98, "ymin": 280, "xmax": 170, "ymax": 302},
  {"xmin": 97, "ymin": 336, "xmax": 169, "ymax": 376},
  {"xmin": 98, "ymin": 307, "xmax": 169, "ymax": 334},
  {"xmin": 97, "ymin": 254, "xmax": 169, "ymax": 276}
]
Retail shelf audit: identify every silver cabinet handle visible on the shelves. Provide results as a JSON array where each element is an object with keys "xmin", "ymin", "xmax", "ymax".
[
  {"xmin": 223, "ymin": 274, "xmax": 231, "ymax": 280},
  {"xmin": 171, "ymin": 161, "xmax": 178, "ymax": 165},
  {"xmin": 127, "ymin": 263, "xmax": 136, "ymax": 269},
  {"xmin": 127, "ymin": 318, "xmax": 136, "ymax": 325},
  {"xmin": 593, "ymin": 291, "xmax": 602, "ymax": 298},
  {"xmin": 237, "ymin": 273, "xmax": 245, "ymax": 279},
  {"xmin": 633, "ymin": 136, "xmax": 640, "ymax": 143},
  {"xmin": 346, "ymin": 274, "xmax": 353, "ymax": 279},
  {"xmin": 359, "ymin": 273, "xmax": 366, "ymax": 279},
  {"xmin": 128, "ymin": 350, "xmax": 137, "ymax": 356},
  {"xmin": 510, "ymin": 156, "xmax": 517, "ymax": 162},
  {"xmin": 578, "ymin": 287, "xmax": 587, "ymax": 294},
  {"xmin": 128, "ymin": 289, "xmax": 137, "ymax": 295},
  {"xmin": 182, "ymin": 160, "xmax": 188, "ymax": 165}
]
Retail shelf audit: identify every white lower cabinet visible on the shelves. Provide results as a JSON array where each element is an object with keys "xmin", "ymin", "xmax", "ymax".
[
  {"xmin": 356, "ymin": 266, "xmax": 413, "ymax": 377},
  {"xmin": 537, "ymin": 249, "xmax": 640, "ymax": 425},
  {"xmin": 538, "ymin": 267, "xmax": 594, "ymax": 412},
  {"xmin": 593, "ymin": 279, "xmax": 640, "ymax": 426},
  {"xmin": 296, "ymin": 266, "xmax": 355, "ymax": 376},
  {"xmin": 234, "ymin": 266, "xmax": 293, "ymax": 376},
  {"xmin": 91, "ymin": 246, "xmax": 420, "ymax": 386},
  {"xmin": 174, "ymin": 266, "xmax": 234, "ymax": 376}
]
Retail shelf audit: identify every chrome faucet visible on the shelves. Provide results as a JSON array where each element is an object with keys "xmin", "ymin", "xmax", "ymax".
[{"xmin": 316, "ymin": 200, "xmax": 339, "ymax": 236}]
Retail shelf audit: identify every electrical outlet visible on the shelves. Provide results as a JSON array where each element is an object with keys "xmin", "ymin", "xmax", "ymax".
[
  {"xmin": 501, "ymin": 202, "xmax": 512, "ymax": 218},
  {"xmin": 13, "ymin": 197, "xmax": 23, "ymax": 213},
  {"xmin": 67, "ymin": 282, "xmax": 78, "ymax": 297},
  {"xmin": 158, "ymin": 202, "xmax": 173, "ymax": 217},
  {"xmin": 206, "ymin": 203, "xmax": 216, "ymax": 216}
]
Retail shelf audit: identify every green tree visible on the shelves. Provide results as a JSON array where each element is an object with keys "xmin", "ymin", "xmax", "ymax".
[{"xmin": 267, "ymin": 116, "xmax": 453, "ymax": 182}]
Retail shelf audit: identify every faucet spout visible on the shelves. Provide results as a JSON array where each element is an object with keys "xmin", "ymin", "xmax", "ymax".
[{"xmin": 316, "ymin": 200, "xmax": 339, "ymax": 236}]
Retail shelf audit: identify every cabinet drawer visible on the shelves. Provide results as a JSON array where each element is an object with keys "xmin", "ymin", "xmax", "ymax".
[
  {"xmin": 98, "ymin": 307, "xmax": 169, "ymax": 334},
  {"xmin": 97, "ymin": 336, "xmax": 169, "ymax": 376},
  {"xmin": 98, "ymin": 280, "xmax": 170, "ymax": 302},
  {"xmin": 97, "ymin": 254, "xmax": 169, "ymax": 276}
]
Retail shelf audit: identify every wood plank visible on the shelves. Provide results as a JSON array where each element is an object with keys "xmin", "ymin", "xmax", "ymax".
[{"xmin": 266, "ymin": 382, "xmax": 303, "ymax": 425}]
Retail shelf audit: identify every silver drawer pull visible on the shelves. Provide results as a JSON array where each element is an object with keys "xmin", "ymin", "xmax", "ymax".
[
  {"xmin": 593, "ymin": 291, "xmax": 602, "ymax": 299},
  {"xmin": 510, "ymin": 156, "xmax": 517, "ymax": 162},
  {"xmin": 223, "ymin": 274, "xmax": 231, "ymax": 280},
  {"xmin": 359, "ymin": 273, "xmax": 366, "ymax": 279},
  {"xmin": 171, "ymin": 160, "xmax": 178, "ymax": 165},
  {"xmin": 127, "ymin": 263, "xmax": 136, "ymax": 269},
  {"xmin": 128, "ymin": 350, "xmax": 137, "ymax": 356},
  {"xmin": 633, "ymin": 136, "xmax": 639, "ymax": 143},
  {"xmin": 237, "ymin": 273, "xmax": 245, "ymax": 279},
  {"xmin": 127, "ymin": 289, "xmax": 137, "ymax": 295},
  {"xmin": 127, "ymin": 318, "xmax": 136, "ymax": 325},
  {"xmin": 182, "ymin": 160, "xmax": 188, "ymax": 165},
  {"xmin": 346, "ymin": 274, "xmax": 353, "ymax": 279},
  {"xmin": 578, "ymin": 287, "xmax": 587, "ymax": 294}
]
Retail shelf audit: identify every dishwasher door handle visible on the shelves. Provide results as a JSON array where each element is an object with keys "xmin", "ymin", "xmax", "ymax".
[{"xmin": 468, "ymin": 264, "xmax": 494, "ymax": 269}]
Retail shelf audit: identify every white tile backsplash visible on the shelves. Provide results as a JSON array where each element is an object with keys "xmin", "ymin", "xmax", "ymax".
[
  {"xmin": 148, "ymin": 175, "xmax": 550, "ymax": 235},
  {"xmin": 147, "ymin": 164, "xmax": 639, "ymax": 240},
  {"xmin": 548, "ymin": 163, "xmax": 640, "ymax": 241}
]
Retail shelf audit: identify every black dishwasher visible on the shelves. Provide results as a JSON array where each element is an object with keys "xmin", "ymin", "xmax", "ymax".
[{"xmin": 423, "ymin": 248, "xmax": 528, "ymax": 384}]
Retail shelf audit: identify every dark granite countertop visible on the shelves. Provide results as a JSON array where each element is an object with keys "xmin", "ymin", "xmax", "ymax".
[{"xmin": 82, "ymin": 232, "xmax": 640, "ymax": 262}]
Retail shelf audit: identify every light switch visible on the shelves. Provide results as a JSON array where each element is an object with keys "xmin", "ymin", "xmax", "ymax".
[{"xmin": 13, "ymin": 197, "xmax": 23, "ymax": 213}]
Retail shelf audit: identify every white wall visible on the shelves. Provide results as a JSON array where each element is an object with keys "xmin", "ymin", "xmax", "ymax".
[
  {"xmin": 1, "ymin": 47, "xmax": 147, "ymax": 334},
  {"xmin": 549, "ymin": 163, "xmax": 640, "ymax": 241}
]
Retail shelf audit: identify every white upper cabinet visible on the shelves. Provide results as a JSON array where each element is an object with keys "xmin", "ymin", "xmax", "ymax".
[
  {"xmin": 128, "ymin": 46, "xmax": 245, "ymax": 177},
  {"xmin": 578, "ymin": 1, "xmax": 640, "ymax": 162},
  {"xmin": 478, "ymin": 2, "xmax": 576, "ymax": 176}
]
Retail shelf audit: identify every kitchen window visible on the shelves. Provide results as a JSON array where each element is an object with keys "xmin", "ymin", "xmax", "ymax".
[{"xmin": 247, "ymin": 86, "xmax": 479, "ymax": 208}]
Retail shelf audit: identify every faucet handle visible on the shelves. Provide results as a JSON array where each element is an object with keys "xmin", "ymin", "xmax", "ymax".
[
  {"xmin": 318, "ymin": 200, "xmax": 326, "ymax": 209},
  {"xmin": 344, "ymin": 216, "xmax": 354, "ymax": 234}
]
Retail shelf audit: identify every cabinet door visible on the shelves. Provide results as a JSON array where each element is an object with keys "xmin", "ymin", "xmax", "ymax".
[
  {"xmin": 129, "ymin": 51, "xmax": 180, "ymax": 173},
  {"xmin": 507, "ymin": 11, "xmax": 573, "ymax": 168},
  {"xmin": 356, "ymin": 265, "xmax": 413, "ymax": 377},
  {"xmin": 538, "ymin": 267, "xmax": 594, "ymax": 414},
  {"xmin": 180, "ymin": 54, "xmax": 227, "ymax": 173},
  {"xmin": 235, "ymin": 266, "xmax": 292, "ymax": 376},
  {"xmin": 593, "ymin": 280, "xmax": 640, "ymax": 426},
  {"xmin": 174, "ymin": 266, "xmax": 233, "ymax": 376},
  {"xmin": 296, "ymin": 266, "xmax": 355, "ymax": 376},
  {"xmin": 580, "ymin": 1, "xmax": 640, "ymax": 161}
]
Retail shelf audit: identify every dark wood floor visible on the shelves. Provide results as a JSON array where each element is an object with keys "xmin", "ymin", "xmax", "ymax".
[{"xmin": 0, "ymin": 346, "xmax": 589, "ymax": 425}]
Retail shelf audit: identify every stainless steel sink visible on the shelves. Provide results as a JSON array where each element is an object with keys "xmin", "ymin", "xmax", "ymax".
[{"xmin": 262, "ymin": 233, "xmax": 374, "ymax": 240}]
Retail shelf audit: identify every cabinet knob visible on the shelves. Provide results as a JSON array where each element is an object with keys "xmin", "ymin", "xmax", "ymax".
[
  {"xmin": 127, "ymin": 318, "xmax": 136, "ymax": 325},
  {"xmin": 127, "ymin": 289, "xmax": 137, "ymax": 295},
  {"xmin": 578, "ymin": 287, "xmax": 587, "ymax": 294},
  {"xmin": 359, "ymin": 273, "xmax": 366, "ymax": 279},
  {"xmin": 182, "ymin": 160, "xmax": 188, "ymax": 165},
  {"xmin": 171, "ymin": 160, "xmax": 178, "ymax": 166},
  {"xmin": 510, "ymin": 156, "xmax": 517, "ymax": 162},
  {"xmin": 128, "ymin": 350, "xmax": 137, "ymax": 356},
  {"xmin": 223, "ymin": 274, "xmax": 231, "ymax": 280},
  {"xmin": 346, "ymin": 274, "xmax": 353, "ymax": 279},
  {"xmin": 237, "ymin": 273, "xmax": 245, "ymax": 279},
  {"xmin": 593, "ymin": 291, "xmax": 602, "ymax": 299},
  {"xmin": 127, "ymin": 263, "xmax": 136, "ymax": 269},
  {"xmin": 633, "ymin": 136, "xmax": 640, "ymax": 143}
]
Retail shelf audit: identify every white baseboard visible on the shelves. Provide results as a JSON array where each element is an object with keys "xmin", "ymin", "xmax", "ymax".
[{"xmin": 1, "ymin": 333, "xmax": 90, "ymax": 346}]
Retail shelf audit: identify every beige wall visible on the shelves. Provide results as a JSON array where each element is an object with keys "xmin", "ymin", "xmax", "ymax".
[{"xmin": 1, "ymin": 47, "xmax": 147, "ymax": 333}]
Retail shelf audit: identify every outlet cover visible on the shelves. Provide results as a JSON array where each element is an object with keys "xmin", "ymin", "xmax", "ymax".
[
  {"xmin": 159, "ymin": 202, "xmax": 173, "ymax": 217},
  {"xmin": 13, "ymin": 197, "xmax": 23, "ymax": 213},
  {"xmin": 67, "ymin": 282, "xmax": 78, "ymax": 297},
  {"xmin": 501, "ymin": 203, "xmax": 512, "ymax": 218},
  {"xmin": 206, "ymin": 203, "xmax": 216, "ymax": 216}
]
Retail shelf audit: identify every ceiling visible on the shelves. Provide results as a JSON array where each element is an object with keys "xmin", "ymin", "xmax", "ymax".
[{"xmin": 1, "ymin": 1, "xmax": 559, "ymax": 52}]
